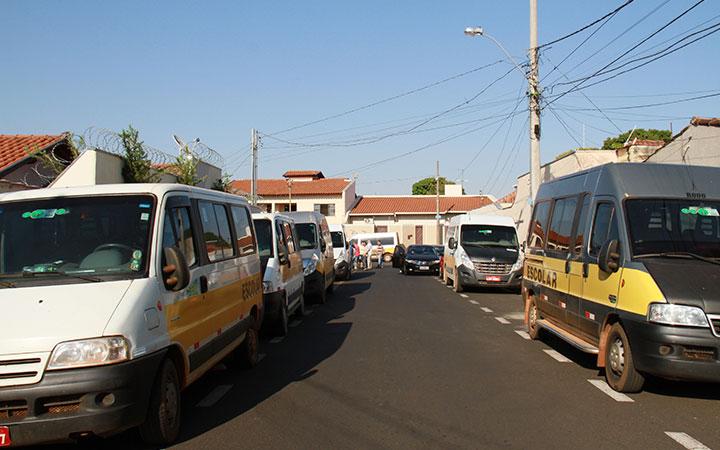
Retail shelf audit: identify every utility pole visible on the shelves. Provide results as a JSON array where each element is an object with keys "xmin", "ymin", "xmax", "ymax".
[
  {"xmin": 250, "ymin": 128, "xmax": 258, "ymax": 205},
  {"xmin": 529, "ymin": 0, "xmax": 541, "ymax": 204},
  {"xmin": 435, "ymin": 160, "xmax": 442, "ymax": 245}
]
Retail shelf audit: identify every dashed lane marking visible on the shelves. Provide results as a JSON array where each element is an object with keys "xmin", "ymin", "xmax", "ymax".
[
  {"xmin": 514, "ymin": 330, "xmax": 531, "ymax": 340},
  {"xmin": 505, "ymin": 312, "xmax": 525, "ymax": 320},
  {"xmin": 459, "ymin": 294, "xmax": 469, "ymax": 298},
  {"xmin": 469, "ymin": 300, "xmax": 479, "ymax": 305},
  {"xmin": 269, "ymin": 337, "xmax": 284, "ymax": 344},
  {"xmin": 481, "ymin": 307, "xmax": 493, "ymax": 313},
  {"xmin": 446, "ymin": 285, "xmax": 453, "ymax": 289},
  {"xmin": 495, "ymin": 317, "xmax": 511, "ymax": 324},
  {"xmin": 665, "ymin": 432, "xmax": 711, "ymax": 450},
  {"xmin": 196, "ymin": 384, "xmax": 233, "ymax": 408},
  {"xmin": 543, "ymin": 349, "xmax": 571, "ymax": 363},
  {"xmin": 289, "ymin": 320, "xmax": 302, "ymax": 328},
  {"xmin": 587, "ymin": 379, "xmax": 634, "ymax": 402}
]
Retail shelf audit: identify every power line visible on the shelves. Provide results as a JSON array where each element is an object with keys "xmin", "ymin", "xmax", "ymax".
[
  {"xmin": 265, "ymin": 60, "xmax": 505, "ymax": 137},
  {"xmin": 554, "ymin": 91, "xmax": 720, "ymax": 112},
  {"xmin": 537, "ymin": 0, "xmax": 636, "ymax": 49},
  {"xmin": 547, "ymin": 105, "xmax": 584, "ymax": 148},
  {"xmin": 485, "ymin": 116, "xmax": 528, "ymax": 195}
]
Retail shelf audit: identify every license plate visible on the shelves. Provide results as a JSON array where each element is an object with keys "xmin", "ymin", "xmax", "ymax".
[
  {"xmin": 0, "ymin": 426, "xmax": 11, "ymax": 447},
  {"xmin": 419, "ymin": 266, "xmax": 430, "ymax": 271},
  {"xmin": 486, "ymin": 275, "xmax": 501, "ymax": 282}
]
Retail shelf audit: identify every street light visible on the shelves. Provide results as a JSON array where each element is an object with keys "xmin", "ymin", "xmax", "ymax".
[{"xmin": 464, "ymin": 27, "xmax": 526, "ymax": 78}]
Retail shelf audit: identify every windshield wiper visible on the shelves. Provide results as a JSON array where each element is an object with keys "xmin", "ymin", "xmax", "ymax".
[
  {"xmin": 23, "ymin": 270, "xmax": 104, "ymax": 282},
  {"xmin": 635, "ymin": 252, "xmax": 720, "ymax": 266}
]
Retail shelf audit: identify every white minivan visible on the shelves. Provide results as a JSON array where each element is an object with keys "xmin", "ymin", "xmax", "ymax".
[
  {"xmin": 0, "ymin": 184, "xmax": 263, "ymax": 447},
  {"xmin": 329, "ymin": 224, "xmax": 352, "ymax": 280}
]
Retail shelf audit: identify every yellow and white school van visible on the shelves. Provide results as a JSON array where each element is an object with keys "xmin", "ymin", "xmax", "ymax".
[
  {"xmin": 287, "ymin": 211, "xmax": 335, "ymax": 304},
  {"xmin": 0, "ymin": 184, "xmax": 262, "ymax": 447}
]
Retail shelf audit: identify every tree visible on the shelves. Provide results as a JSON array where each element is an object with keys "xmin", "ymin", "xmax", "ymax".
[
  {"xmin": 412, "ymin": 177, "xmax": 457, "ymax": 195},
  {"xmin": 211, "ymin": 173, "xmax": 232, "ymax": 192},
  {"xmin": 119, "ymin": 125, "xmax": 159, "ymax": 183},
  {"xmin": 601, "ymin": 128, "xmax": 671, "ymax": 150},
  {"xmin": 174, "ymin": 145, "xmax": 203, "ymax": 186}
]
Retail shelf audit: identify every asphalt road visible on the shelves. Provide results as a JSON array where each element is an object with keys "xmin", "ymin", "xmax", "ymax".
[{"xmin": 46, "ymin": 267, "xmax": 720, "ymax": 449}]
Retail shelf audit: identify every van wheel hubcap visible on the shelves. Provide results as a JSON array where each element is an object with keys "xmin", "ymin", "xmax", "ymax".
[
  {"xmin": 609, "ymin": 337, "xmax": 625, "ymax": 375},
  {"xmin": 529, "ymin": 303, "xmax": 538, "ymax": 328},
  {"xmin": 160, "ymin": 375, "xmax": 178, "ymax": 428}
]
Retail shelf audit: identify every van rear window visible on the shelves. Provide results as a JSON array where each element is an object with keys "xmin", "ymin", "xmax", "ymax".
[{"xmin": 528, "ymin": 201, "xmax": 551, "ymax": 249}]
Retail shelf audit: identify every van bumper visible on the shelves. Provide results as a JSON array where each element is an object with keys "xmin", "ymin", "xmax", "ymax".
[
  {"xmin": 623, "ymin": 316, "xmax": 720, "ymax": 382},
  {"xmin": 0, "ymin": 350, "xmax": 165, "ymax": 447},
  {"xmin": 262, "ymin": 290, "xmax": 286, "ymax": 323},
  {"xmin": 458, "ymin": 265, "xmax": 523, "ymax": 288},
  {"xmin": 334, "ymin": 261, "xmax": 350, "ymax": 279},
  {"xmin": 304, "ymin": 270, "xmax": 325, "ymax": 296}
]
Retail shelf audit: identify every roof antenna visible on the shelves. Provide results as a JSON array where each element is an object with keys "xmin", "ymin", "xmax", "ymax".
[{"xmin": 623, "ymin": 126, "xmax": 637, "ymax": 146}]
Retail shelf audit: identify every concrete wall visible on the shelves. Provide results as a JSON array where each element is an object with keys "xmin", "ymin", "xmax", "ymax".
[
  {"xmin": 52, "ymin": 150, "xmax": 124, "ymax": 187},
  {"xmin": 646, "ymin": 125, "xmax": 720, "ymax": 166}
]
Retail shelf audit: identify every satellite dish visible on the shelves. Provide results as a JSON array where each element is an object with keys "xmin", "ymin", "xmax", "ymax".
[{"xmin": 172, "ymin": 134, "xmax": 186, "ymax": 149}]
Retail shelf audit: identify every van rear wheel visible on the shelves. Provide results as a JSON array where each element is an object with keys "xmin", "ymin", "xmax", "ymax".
[
  {"xmin": 139, "ymin": 358, "xmax": 181, "ymax": 446},
  {"xmin": 604, "ymin": 323, "xmax": 644, "ymax": 393},
  {"xmin": 527, "ymin": 297, "xmax": 541, "ymax": 340}
]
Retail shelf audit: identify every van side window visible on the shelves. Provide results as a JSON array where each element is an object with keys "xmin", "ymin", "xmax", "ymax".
[
  {"xmin": 198, "ymin": 201, "xmax": 233, "ymax": 262},
  {"xmin": 231, "ymin": 206, "xmax": 256, "ymax": 256},
  {"xmin": 572, "ymin": 195, "xmax": 591, "ymax": 255},
  {"xmin": 547, "ymin": 197, "xmax": 578, "ymax": 253},
  {"xmin": 282, "ymin": 223, "xmax": 296, "ymax": 253},
  {"xmin": 163, "ymin": 207, "xmax": 197, "ymax": 267},
  {"xmin": 589, "ymin": 203, "xmax": 619, "ymax": 256},
  {"xmin": 275, "ymin": 221, "xmax": 286, "ymax": 254},
  {"xmin": 528, "ymin": 201, "xmax": 551, "ymax": 249}
]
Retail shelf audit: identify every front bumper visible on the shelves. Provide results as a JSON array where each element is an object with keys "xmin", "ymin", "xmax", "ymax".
[
  {"xmin": 623, "ymin": 315, "xmax": 720, "ymax": 382},
  {"xmin": 0, "ymin": 350, "xmax": 165, "ymax": 447},
  {"xmin": 304, "ymin": 269, "xmax": 325, "ymax": 296},
  {"xmin": 404, "ymin": 261, "xmax": 440, "ymax": 273},
  {"xmin": 262, "ymin": 289, "xmax": 286, "ymax": 324},
  {"xmin": 457, "ymin": 265, "xmax": 522, "ymax": 287}
]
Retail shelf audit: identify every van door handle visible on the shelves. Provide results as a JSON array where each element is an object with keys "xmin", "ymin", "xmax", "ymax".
[
  {"xmin": 565, "ymin": 260, "xmax": 571, "ymax": 274},
  {"xmin": 582, "ymin": 262, "xmax": 589, "ymax": 278},
  {"xmin": 199, "ymin": 276, "xmax": 208, "ymax": 294}
]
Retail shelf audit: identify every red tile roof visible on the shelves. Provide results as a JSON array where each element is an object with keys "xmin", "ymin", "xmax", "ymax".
[
  {"xmin": 691, "ymin": 116, "xmax": 720, "ymax": 127},
  {"xmin": 0, "ymin": 134, "xmax": 67, "ymax": 172},
  {"xmin": 350, "ymin": 196, "xmax": 492, "ymax": 215},
  {"xmin": 497, "ymin": 191, "xmax": 516, "ymax": 204},
  {"xmin": 283, "ymin": 170, "xmax": 325, "ymax": 179},
  {"xmin": 230, "ymin": 178, "xmax": 351, "ymax": 196}
]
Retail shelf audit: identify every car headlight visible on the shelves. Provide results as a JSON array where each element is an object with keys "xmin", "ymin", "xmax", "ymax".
[
  {"xmin": 48, "ymin": 336, "xmax": 129, "ymax": 370},
  {"xmin": 459, "ymin": 251, "xmax": 474, "ymax": 268},
  {"xmin": 647, "ymin": 303, "xmax": 709, "ymax": 327},
  {"xmin": 303, "ymin": 257, "xmax": 318, "ymax": 276}
]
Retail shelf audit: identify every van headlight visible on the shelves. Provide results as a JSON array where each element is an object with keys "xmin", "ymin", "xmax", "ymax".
[
  {"xmin": 48, "ymin": 336, "xmax": 129, "ymax": 370},
  {"xmin": 647, "ymin": 303, "xmax": 709, "ymax": 327},
  {"xmin": 459, "ymin": 252, "xmax": 474, "ymax": 268},
  {"xmin": 262, "ymin": 280, "xmax": 273, "ymax": 293},
  {"xmin": 303, "ymin": 255, "xmax": 319, "ymax": 276},
  {"xmin": 511, "ymin": 258, "xmax": 524, "ymax": 272}
]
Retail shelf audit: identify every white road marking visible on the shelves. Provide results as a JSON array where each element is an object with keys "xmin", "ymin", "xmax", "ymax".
[
  {"xmin": 495, "ymin": 317, "xmax": 511, "ymax": 324},
  {"xmin": 505, "ymin": 312, "xmax": 525, "ymax": 320},
  {"xmin": 481, "ymin": 307, "xmax": 493, "ymax": 313},
  {"xmin": 514, "ymin": 330, "xmax": 531, "ymax": 340},
  {"xmin": 269, "ymin": 337, "xmax": 284, "ymax": 344},
  {"xmin": 196, "ymin": 384, "xmax": 233, "ymax": 408},
  {"xmin": 543, "ymin": 349, "xmax": 571, "ymax": 363},
  {"xmin": 258, "ymin": 353, "xmax": 266, "ymax": 362},
  {"xmin": 587, "ymin": 379, "xmax": 634, "ymax": 402},
  {"xmin": 459, "ymin": 294, "xmax": 469, "ymax": 298},
  {"xmin": 469, "ymin": 300, "xmax": 479, "ymax": 305},
  {"xmin": 665, "ymin": 432, "xmax": 711, "ymax": 450},
  {"xmin": 446, "ymin": 285, "xmax": 452, "ymax": 289},
  {"xmin": 289, "ymin": 320, "xmax": 302, "ymax": 328}
]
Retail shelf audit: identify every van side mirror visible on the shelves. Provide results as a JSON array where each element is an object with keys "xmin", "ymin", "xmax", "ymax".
[
  {"xmin": 598, "ymin": 239, "xmax": 620, "ymax": 273},
  {"xmin": 520, "ymin": 242, "xmax": 526, "ymax": 253},
  {"xmin": 163, "ymin": 246, "xmax": 190, "ymax": 291},
  {"xmin": 278, "ymin": 244, "xmax": 290, "ymax": 266},
  {"xmin": 320, "ymin": 238, "xmax": 327, "ymax": 252},
  {"xmin": 448, "ymin": 237, "xmax": 457, "ymax": 250}
]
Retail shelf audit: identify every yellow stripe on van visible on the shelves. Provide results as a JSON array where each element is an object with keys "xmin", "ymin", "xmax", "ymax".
[{"xmin": 618, "ymin": 268, "xmax": 666, "ymax": 316}]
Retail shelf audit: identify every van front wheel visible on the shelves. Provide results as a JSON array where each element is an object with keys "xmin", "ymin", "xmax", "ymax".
[
  {"xmin": 453, "ymin": 269, "xmax": 464, "ymax": 293},
  {"xmin": 604, "ymin": 323, "xmax": 644, "ymax": 393},
  {"xmin": 139, "ymin": 358, "xmax": 181, "ymax": 446},
  {"xmin": 527, "ymin": 297, "xmax": 541, "ymax": 340}
]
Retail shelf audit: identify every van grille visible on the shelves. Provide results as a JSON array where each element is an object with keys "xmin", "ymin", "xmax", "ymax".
[
  {"xmin": 708, "ymin": 315, "xmax": 720, "ymax": 337},
  {"xmin": 0, "ymin": 353, "xmax": 48, "ymax": 387},
  {"xmin": 0, "ymin": 400, "xmax": 28, "ymax": 419},
  {"xmin": 40, "ymin": 395, "xmax": 83, "ymax": 415},
  {"xmin": 474, "ymin": 261, "xmax": 512, "ymax": 275}
]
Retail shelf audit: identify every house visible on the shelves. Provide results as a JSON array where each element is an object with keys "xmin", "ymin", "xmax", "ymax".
[
  {"xmin": 230, "ymin": 170, "xmax": 356, "ymax": 225},
  {"xmin": 645, "ymin": 116, "xmax": 720, "ymax": 165},
  {"xmin": 0, "ymin": 133, "xmax": 75, "ymax": 191},
  {"xmin": 346, "ymin": 194, "xmax": 492, "ymax": 245}
]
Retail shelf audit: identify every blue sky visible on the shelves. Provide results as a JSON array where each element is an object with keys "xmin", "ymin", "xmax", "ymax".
[{"xmin": 2, "ymin": 1, "xmax": 718, "ymax": 196}]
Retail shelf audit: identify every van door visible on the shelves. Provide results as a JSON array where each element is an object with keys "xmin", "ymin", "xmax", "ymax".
[
  {"xmin": 445, "ymin": 225, "xmax": 457, "ymax": 283},
  {"xmin": 579, "ymin": 200, "xmax": 623, "ymax": 342},
  {"xmin": 281, "ymin": 221, "xmax": 303, "ymax": 307},
  {"xmin": 543, "ymin": 197, "xmax": 579, "ymax": 325},
  {"xmin": 525, "ymin": 201, "xmax": 555, "ymax": 320},
  {"xmin": 566, "ymin": 194, "xmax": 591, "ymax": 331}
]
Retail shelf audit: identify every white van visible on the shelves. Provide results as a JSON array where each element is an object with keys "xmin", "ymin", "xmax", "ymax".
[
  {"xmin": 0, "ymin": 184, "xmax": 263, "ymax": 447},
  {"xmin": 444, "ymin": 214, "xmax": 523, "ymax": 292},
  {"xmin": 287, "ymin": 212, "xmax": 335, "ymax": 304},
  {"xmin": 252, "ymin": 212, "xmax": 305, "ymax": 336},
  {"xmin": 329, "ymin": 224, "xmax": 352, "ymax": 280},
  {"xmin": 349, "ymin": 232, "xmax": 398, "ymax": 262}
]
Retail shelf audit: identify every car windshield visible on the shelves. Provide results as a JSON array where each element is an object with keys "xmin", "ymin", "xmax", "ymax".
[
  {"xmin": 0, "ymin": 195, "xmax": 154, "ymax": 285},
  {"xmin": 407, "ymin": 245, "xmax": 438, "ymax": 257},
  {"xmin": 331, "ymin": 231, "xmax": 344, "ymax": 248},
  {"xmin": 295, "ymin": 223, "xmax": 317, "ymax": 250},
  {"xmin": 626, "ymin": 199, "xmax": 720, "ymax": 258},
  {"xmin": 461, "ymin": 225, "xmax": 518, "ymax": 248},
  {"xmin": 253, "ymin": 219, "xmax": 273, "ymax": 257}
]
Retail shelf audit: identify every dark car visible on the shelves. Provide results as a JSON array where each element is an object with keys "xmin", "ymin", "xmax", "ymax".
[
  {"xmin": 402, "ymin": 245, "xmax": 440, "ymax": 275},
  {"xmin": 391, "ymin": 244, "xmax": 406, "ymax": 268}
]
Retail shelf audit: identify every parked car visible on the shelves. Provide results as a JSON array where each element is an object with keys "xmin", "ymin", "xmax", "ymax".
[
  {"xmin": 524, "ymin": 163, "xmax": 720, "ymax": 393},
  {"xmin": 0, "ymin": 184, "xmax": 262, "ymax": 447},
  {"xmin": 252, "ymin": 212, "xmax": 305, "ymax": 336},
  {"xmin": 287, "ymin": 211, "xmax": 335, "ymax": 304},
  {"xmin": 329, "ymin": 223, "xmax": 352, "ymax": 280},
  {"xmin": 402, "ymin": 245, "xmax": 441, "ymax": 275},
  {"xmin": 391, "ymin": 244, "xmax": 406, "ymax": 268}
]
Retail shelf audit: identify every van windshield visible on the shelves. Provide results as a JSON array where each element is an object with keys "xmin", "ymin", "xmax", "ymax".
[
  {"xmin": 295, "ymin": 223, "xmax": 317, "ymax": 250},
  {"xmin": 252, "ymin": 219, "xmax": 273, "ymax": 257},
  {"xmin": 0, "ymin": 195, "xmax": 154, "ymax": 285},
  {"xmin": 330, "ymin": 231, "xmax": 344, "ymax": 248},
  {"xmin": 461, "ymin": 225, "xmax": 518, "ymax": 249},
  {"xmin": 626, "ymin": 199, "xmax": 720, "ymax": 258}
]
